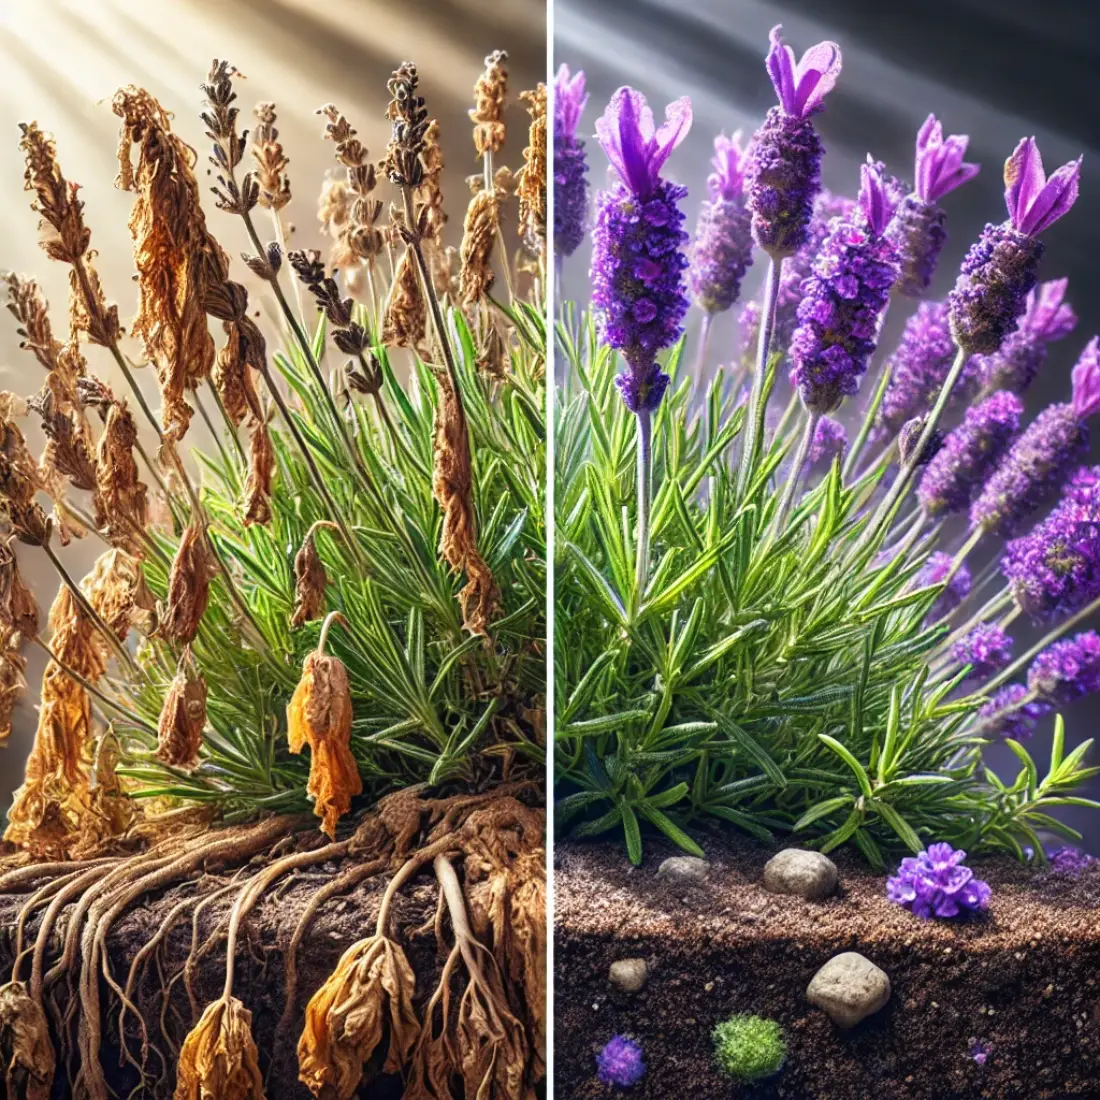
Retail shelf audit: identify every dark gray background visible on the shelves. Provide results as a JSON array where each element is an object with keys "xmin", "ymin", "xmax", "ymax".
[{"xmin": 555, "ymin": 0, "xmax": 1100, "ymax": 851}]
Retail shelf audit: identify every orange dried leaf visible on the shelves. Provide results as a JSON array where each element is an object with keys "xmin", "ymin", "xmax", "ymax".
[
  {"xmin": 175, "ymin": 995, "xmax": 265, "ymax": 1100},
  {"xmin": 242, "ymin": 416, "xmax": 274, "ymax": 527},
  {"xmin": 157, "ymin": 648, "xmax": 207, "ymax": 770},
  {"xmin": 94, "ymin": 399, "xmax": 149, "ymax": 554},
  {"xmin": 0, "ymin": 981, "xmax": 55, "ymax": 1100},
  {"xmin": 291, "ymin": 535, "xmax": 327, "ymax": 630},
  {"xmin": 297, "ymin": 936, "xmax": 418, "ymax": 1099},
  {"xmin": 286, "ymin": 652, "xmax": 361, "ymax": 837},
  {"xmin": 457, "ymin": 189, "xmax": 498, "ymax": 307},
  {"xmin": 161, "ymin": 521, "xmax": 213, "ymax": 645}
]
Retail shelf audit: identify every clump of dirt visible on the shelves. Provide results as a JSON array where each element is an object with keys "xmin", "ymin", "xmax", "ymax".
[{"xmin": 555, "ymin": 831, "xmax": 1100, "ymax": 1100}]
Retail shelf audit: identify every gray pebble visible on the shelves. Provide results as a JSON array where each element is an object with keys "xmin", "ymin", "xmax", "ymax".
[
  {"xmin": 609, "ymin": 958, "xmax": 648, "ymax": 994},
  {"xmin": 763, "ymin": 849, "xmax": 839, "ymax": 901},
  {"xmin": 807, "ymin": 951, "xmax": 891, "ymax": 1028},
  {"xmin": 657, "ymin": 855, "xmax": 711, "ymax": 887}
]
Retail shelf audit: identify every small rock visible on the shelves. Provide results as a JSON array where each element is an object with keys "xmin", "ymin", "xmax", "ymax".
[
  {"xmin": 762, "ymin": 849, "xmax": 838, "ymax": 901},
  {"xmin": 609, "ymin": 958, "xmax": 647, "ymax": 995},
  {"xmin": 657, "ymin": 856, "xmax": 710, "ymax": 886},
  {"xmin": 807, "ymin": 952, "xmax": 891, "ymax": 1028}
]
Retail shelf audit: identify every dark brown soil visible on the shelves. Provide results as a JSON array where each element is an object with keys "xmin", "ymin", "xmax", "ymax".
[{"xmin": 555, "ymin": 832, "xmax": 1100, "ymax": 1100}]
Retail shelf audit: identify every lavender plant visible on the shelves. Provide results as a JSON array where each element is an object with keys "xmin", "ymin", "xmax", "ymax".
[{"xmin": 556, "ymin": 27, "xmax": 1099, "ymax": 871}]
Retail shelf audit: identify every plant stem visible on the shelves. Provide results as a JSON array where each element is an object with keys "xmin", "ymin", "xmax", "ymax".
[
  {"xmin": 737, "ymin": 255, "xmax": 783, "ymax": 501},
  {"xmin": 945, "ymin": 527, "xmax": 983, "ymax": 590},
  {"xmin": 692, "ymin": 312, "xmax": 713, "ymax": 385},
  {"xmin": 854, "ymin": 346, "xmax": 970, "ymax": 558},
  {"xmin": 774, "ymin": 411, "xmax": 819, "ymax": 533},
  {"xmin": 634, "ymin": 407, "xmax": 653, "ymax": 602},
  {"xmin": 844, "ymin": 352, "xmax": 893, "ymax": 480},
  {"xmin": 316, "ymin": 610, "xmax": 348, "ymax": 655}
]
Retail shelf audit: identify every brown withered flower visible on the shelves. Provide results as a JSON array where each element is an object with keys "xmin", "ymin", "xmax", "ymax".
[
  {"xmin": 176, "ymin": 995, "xmax": 265, "ymax": 1100},
  {"xmin": 291, "ymin": 531, "xmax": 328, "ymax": 630},
  {"xmin": 298, "ymin": 935, "xmax": 419, "ymax": 1097},
  {"xmin": 160, "ymin": 520, "xmax": 214, "ymax": 645},
  {"xmin": 458, "ymin": 190, "xmax": 499, "ymax": 308},
  {"xmin": 251, "ymin": 102, "xmax": 291, "ymax": 211},
  {"xmin": 381, "ymin": 248, "xmax": 426, "ymax": 351},
  {"xmin": 384, "ymin": 63, "xmax": 430, "ymax": 189},
  {"xmin": 93, "ymin": 397, "xmax": 149, "ymax": 555},
  {"xmin": 0, "ymin": 413, "xmax": 50, "ymax": 547},
  {"xmin": 113, "ymin": 86, "xmax": 229, "ymax": 444},
  {"xmin": 157, "ymin": 647, "xmax": 207, "ymax": 770},
  {"xmin": 0, "ymin": 540, "xmax": 39, "ymax": 641},
  {"xmin": 517, "ymin": 86, "xmax": 547, "ymax": 259},
  {"xmin": 0, "ymin": 980, "xmax": 55, "ymax": 1100},
  {"xmin": 287, "ymin": 249, "xmax": 370, "ymax": 357},
  {"xmin": 432, "ymin": 371, "xmax": 500, "ymax": 636},
  {"xmin": 286, "ymin": 624, "xmax": 362, "ymax": 837},
  {"xmin": 318, "ymin": 104, "xmax": 384, "ymax": 270},
  {"xmin": 210, "ymin": 292, "xmax": 265, "ymax": 428},
  {"xmin": 3, "ymin": 273, "xmax": 60, "ymax": 371},
  {"xmin": 470, "ymin": 50, "xmax": 509, "ymax": 158},
  {"xmin": 242, "ymin": 414, "xmax": 274, "ymax": 527},
  {"xmin": 81, "ymin": 548, "xmax": 156, "ymax": 641},
  {"xmin": 418, "ymin": 120, "xmax": 447, "ymax": 249}
]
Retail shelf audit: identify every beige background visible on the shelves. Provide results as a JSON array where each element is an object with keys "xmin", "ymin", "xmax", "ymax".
[{"xmin": 0, "ymin": 0, "xmax": 544, "ymax": 808}]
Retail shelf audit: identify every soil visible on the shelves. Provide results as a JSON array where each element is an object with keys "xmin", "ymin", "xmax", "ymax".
[{"xmin": 554, "ymin": 831, "xmax": 1100, "ymax": 1100}]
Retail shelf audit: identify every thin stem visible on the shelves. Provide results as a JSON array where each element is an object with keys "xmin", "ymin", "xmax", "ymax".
[
  {"xmin": 206, "ymin": 381, "xmax": 248, "ymax": 463},
  {"xmin": 692, "ymin": 312, "xmax": 713, "ymax": 385},
  {"xmin": 855, "ymin": 346, "xmax": 970, "ymax": 558},
  {"xmin": 774, "ymin": 411, "xmax": 819, "ymax": 533},
  {"xmin": 634, "ymin": 408, "xmax": 653, "ymax": 602},
  {"xmin": 945, "ymin": 527, "xmax": 984, "ymax": 590},
  {"xmin": 317, "ymin": 610, "xmax": 348, "ymax": 656},
  {"xmin": 737, "ymin": 255, "xmax": 784, "ymax": 500},
  {"xmin": 193, "ymin": 389, "xmax": 235, "ymax": 473},
  {"xmin": 844, "ymin": 353, "xmax": 893, "ymax": 480},
  {"xmin": 937, "ymin": 589, "xmax": 1014, "ymax": 654}
]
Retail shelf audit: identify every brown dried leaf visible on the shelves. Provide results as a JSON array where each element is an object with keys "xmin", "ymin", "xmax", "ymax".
[
  {"xmin": 242, "ymin": 416, "xmax": 274, "ymax": 527},
  {"xmin": 458, "ymin": 190, "xmax": 499, "ymax": 308},
  {"xmin": 381, "ymin": 248, "xmax": 426, "ymax": 351},
  {"xmin": 161, "ymin": 521, "xmax": 213, "ymax": 645},
  {"xmin": 286, "ymin": 652, "xmax": 362, "ymax": 837},
  {"xmin": 0, "ymin": 981, "xmax": 55, "ymax": 1100},
  {"xmin": 94, "ymin": 399, "xmax": 149, "ymax": 555},
  {"xmin": 82, "ymin": 548, "xmax": 156, "ymax": 641},
  {"xmin": 0, "ymin": 417, "xmax": 49, "ymax": 547},
  {"xmin": 0, "ymin": 541, "xmax": 39, "ymax": 641},
  {"xmin": 291, "ymin": 535, "xmax": 327, "ymax": 630},
  {"xmin": 157, "ymin": 648, "xmax": 207, "ymax": 770},
  {"xmin": 175, "ymin": 995, "xmax": 265, "ymax": 1100},
  {"xmin": 297, "ymin": 936, "xmax": 418, "ymax": 1098},
  {"xmin": 432, "ymin": 372, "xmax": 500, "ymax": 636},
  {"xmin": 212, "ymin": 315, "xmax": 265, "ymax": 429},
  {"xmin": 0, "ymin": 638, "xmax": 28, "ymax": 745}
]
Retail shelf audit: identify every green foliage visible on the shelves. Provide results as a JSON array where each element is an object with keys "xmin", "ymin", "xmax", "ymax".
[
  {"xmin": 712, "ymin": 1014, "xmax": 787, "ymax": 1082},
  {"xmin": 115, "ymin": 306, "xmax": 545, "ymax": 819},
  {"xmin": 553, "ymin": 309, "xmax": 1099, "ymax": 866}
]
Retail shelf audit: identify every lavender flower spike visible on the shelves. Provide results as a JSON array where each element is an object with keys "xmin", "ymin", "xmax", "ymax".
[
  {"xmin": 952, "ymin": 623, "xmax": 1013, "ymax": 679},
  {"xmin": 689, "ymin": 132, "xmax": 754, "ymax": 314},
  {"xmin": 919, "ymin": 551, "xmax": 970, "ymax": 621},
  {"xmin": 554, "ymin": 64, "xmax": 590, "ymax": 259},
  {"xmin": 788, "ymin": 160, "xmax": 899, "ymax": 412},
  {"xmin": 591, "ymin": 88, "xmax": 693, "ymax": 412},
  {"xmin": 974, "ymin": 278, "xmax": 1077, "ymax": 394},
  {"xmin": 975, "ymin": 683, "xmax": 1050, "ymax": 742},
  {"xmin": 971, "ymin": 337, "xmax": 1100, "ymax": 536},
  {"xmin": 890, "ymin": 114, "xmax": 980, "ymax": 297},
  {"xmin": 886, "ymin": 842, "xmax": 991, "ymax": 919},
  {"xmin": 1028, "ymin": 630, "xmax": 1100, "ymax": 705},
  {"xmin": 808, "ymin": 416, "xmax": 847, "ymax": 475},
  {"xmin": 949, "ymin": 138, "xmax": 1081, "ymax": 354},
  {"xmin": 1002, "ymin": 464, "xmax": 1100, "ymax": 621},
  {"xmin": 917, "ymin": 391, "xmax": 1024, "ymax": 518},
  {"xmin": 747, "ymin": 25, "xmax": 841, "ymax": 257}
]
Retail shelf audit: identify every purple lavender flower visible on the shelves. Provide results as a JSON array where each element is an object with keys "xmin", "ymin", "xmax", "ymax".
[
  {"xmin": 886, "ymin": 842, "xmax": 991, "ymax": 919},
  {"xmin": 976, "ymin": 684, "xmax": 1050, "ymax": 741},
  {"xmin": 1002, "ymin": 464, "xmax": 1100, "ymax": 621},
  {"xmin": 973, "ymin": 278, "xmax": 1077, "ymax": 394},
  {"xmin": 1027, "ymin": 630, "xmax": 1100, "ymax": 705},
  {"xmin": 917, "ymin": 391, "xmax": 1024, "ymax": 517},
  {"xmin": 738, "ymin": 190, "xmax": 853, "ymax": 361},
  {"xmin": 808, "ymin": 416, "xmax": 847, "ymax": 475},
  {"xmin": 689, "ymin": 133, "xmax": 754, "ymax": 314},
  {"xmin": 969, "ymin": 1039, "xmax": 992, "ymax": 1066},
  {"xmin": 746, "ymin": 26, "xmax": 841, "ymax": 257},
  {"xmin": 788, "ymin": 162, "xmax": 899, "ymax": 412},
  {"xmin": 952, "ymin": 623, "xmax": 1013, "ymax": 679},
  {"xmin": 919, "ymin": 552, "xmax": 970, "ymax": 620},
  {"xmin": 591, "ymin": 88, "xmax": 692, "ymax": 412},
  {"xmin": 554, "ymin": 65, "xmax": 590, "ymax": 259},
  {"xmin": 971, "ymin": 338, "xmax": 1100, "ymax": 536},
  {"xmin": 889, "ymin": 114, "xmax": 980, "ymax": 297},
  {"xmin": 1047, "ymin": 846, "xmax": 1097, "ymax": 874},
  {"xmin": 597, "ymin": 1036, "xmax": 645, "ymax": 1088},
  {"xmin": 875, "ymin": 300, "xmax": 980, "ymax": 439},
  {"xmin": 949, "ymin": 138, "xmax": 1081, "ymax": 354}
]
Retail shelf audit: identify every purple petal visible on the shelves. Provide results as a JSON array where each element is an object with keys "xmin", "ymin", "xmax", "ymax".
[
  {"xmin": 765, "ymin": 25, "xmax": 798, "ymax": 116},
  {"xmin": 793, "ymin": 40, "xmax": 842, "ymax": 116},
  {"xmin": 554, "ymin": 64, "xmax": 588, "ymax": 140},
  {"xmin": 1018, "ymin": 157, "xmax": 1082, "ymax": 236},
  {"xmin": 594, "ymin": 87, "xmax": 691, "ymax": 197},
  {"xmin": 858, "ymin": 158, "xmax": 893, "ymax": 236},
  {"xmin": 1072, "ymin": 337, "xmax": 1100, "ymax": 420},
  {"xmin": 652, "ymin": 96, "xmax": 693, "ymax": 177},
  {"xmin": 1004, "ymin": 137, "xmax": 1047, "ymax": 230}
]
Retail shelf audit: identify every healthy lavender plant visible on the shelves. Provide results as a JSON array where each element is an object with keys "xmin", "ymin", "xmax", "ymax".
[
  {"xmin": 974, "ymin": 278, "xmax": 1077, "ymax": 394},
  {"xmin": 888, "ymin": 114, "xmax": 980, "ymax": 298},
  {"xmin": 971, "ymin": 337, "xmax": 1100, "ymax": 537},
  {"xmin": 591, "ymin": 86, "xmax": 692, "ymax": 591},
  {"xmin": 917, "ymin": 391, "xmax": 1024, "ymax": 517},
  {"xmin": 689, "ymin": 132, "xmax": 753, "ymax": 368},
  {"xmin": 554, "ymin": 64, "xmax": 589, "ymax": 262},
  {"xmin": 886, "ymin": 842, "xmax": 991, "ymax": 919},
  {"xmin": 1002, "ymin": 464, "xmax": 1100, "ymax": 621},
  {"xmin": 949, "ymin": 138, "xmax": 1081, "ymax": 356}
]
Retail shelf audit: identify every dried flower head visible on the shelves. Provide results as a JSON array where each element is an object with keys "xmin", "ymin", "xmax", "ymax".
[
  {"xmin": 176, "ymin": 995, "xmax": 265, "ymax": 1100},
  {"xmin": 242, "ymin": 414, "xmax": 274, "ymax": 527},
  {"xmin": 157, "ymin": 647, "xmax": 207, "ymax": 770},
  {"xmin": 161, "ymin": 521, "xmax": 214, "ymax": 645},
  {"xmin": 251, "ymin": 101, "xmax": 291, "ymax": 211},
  {"xmin": 3, "ymin": 273, "xmax": 60, "ymax": 371},
  {"xmin": 517, "ymin": 85, "xmax": 547, "ymax": 257},
  {"xmin": 458, "ymin": 190, "xmax": 499, "ymax": 307},
  {"xmin": 319, "ymin": 104, "xmax": 384, "ymax": 268},
  {"xmin": 291, "ymin": 533, "xmax": 328, "ymax": 630},
  {"xmin": 0, "ymin": 414, "xmax": 50, "ymax": 547},
  {"xmin": 81, "ymin": 548, "xmax": 156, "ymax": 641},
  {"xmin": 384, "ymin": 63, "xmax": 429, "ymax": 189},
  {"xmin": 381, "ymin": 248, "xmax": 426, "ymax": 350},
  {"xmin": 0, "ymin": 980, "xmax": 55, "ymax": 1100},
  {"xmin": 0, "ymin": 540, "xmax": 39, "ymax": 642},
  {"xmin": 113, "ymin": 85, "xmax": 228, "ymax": 443},
  {"xmin": 92, "ymin": 396, "xmax": 149, "ymax": 555},
  {"xmin": 287, "ymin": 649, "xmax": 362, "ymax": 837},
  {"xmin": 417, "ymin": 119, "xmax": 447, "ymax": 251},
  {"xmin": 470, "ymin": 50, "xmax": 509, "ymax": 157},
  {"xmin": 298, "ymin": 934, "xmax": 419, "ymax": 1098}
]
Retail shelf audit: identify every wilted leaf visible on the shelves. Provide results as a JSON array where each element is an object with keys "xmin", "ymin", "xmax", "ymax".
[{"xmin": 175, "ymin": 995, "xmax": 264, "ymax": 1100}]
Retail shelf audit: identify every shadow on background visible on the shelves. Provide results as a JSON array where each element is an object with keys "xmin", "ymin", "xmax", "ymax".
[{"xmin": 556, "ymin": 0, "xmax": 1100, "ymax": 850}]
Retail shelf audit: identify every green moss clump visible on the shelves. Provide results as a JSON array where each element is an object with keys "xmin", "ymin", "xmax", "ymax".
[{"xmin": 712, "ymin": 1014, "xmax": 787, "ymax": 1082}]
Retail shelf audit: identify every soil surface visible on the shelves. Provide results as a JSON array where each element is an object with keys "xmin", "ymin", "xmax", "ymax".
[{"xmin": 555, "ymin": 832, "xmax": 1100, "ymax": 1100}]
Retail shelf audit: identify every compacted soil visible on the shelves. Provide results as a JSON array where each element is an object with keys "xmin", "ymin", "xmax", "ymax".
[{"xmin": 555, "ymin": 832, "xmax": 1100, "ymax": 1100}]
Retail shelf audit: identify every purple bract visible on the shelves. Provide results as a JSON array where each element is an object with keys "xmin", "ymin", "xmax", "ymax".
[
  {"xmin": 765, "ymin": 24, "xmax": 842, "ymax": 119},
  {"xmin": 1004, "ymin": 137, "xmax": 1082, "ymax": 237},
  {"xmin": 915, "ymin": 114, "xmax": 980, "ymax": 203},
  {"xmin": 887, "ymin": 842, "xmax": 991, "ymax": 919},
  {"xmin": 975, "ymin": 684, "xmax": 1050, "ymax": 742},
  {"xmin": 553, "ymin": 64, "xmax": 590, "ymax": 259},
  {"xmin": 1027, "ymin": 630, "xmax": 1100, "ymax": 705},
  {"xmin": 597, "ymin": 1035, "xmax": 646, "ymax": 1088},
  {"xmin": 594, "ymin": 86, "xmax": 691, "ymax": 200}
]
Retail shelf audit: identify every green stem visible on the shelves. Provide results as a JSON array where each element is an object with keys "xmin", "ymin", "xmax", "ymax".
[
  {"xmin": 692, "ymin": 312, "xmax": 713, "ymax": 385},
  {"xmin": 844, "ymin": 351, "xmax": 893, "ymax": 480},
  {"xmin": 634, "ymin": 408, "xmax": 653, "ymax": 604},
  {"xmin": 774, "ymin": 411, "xmax": 819, "ymax": 533}
]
